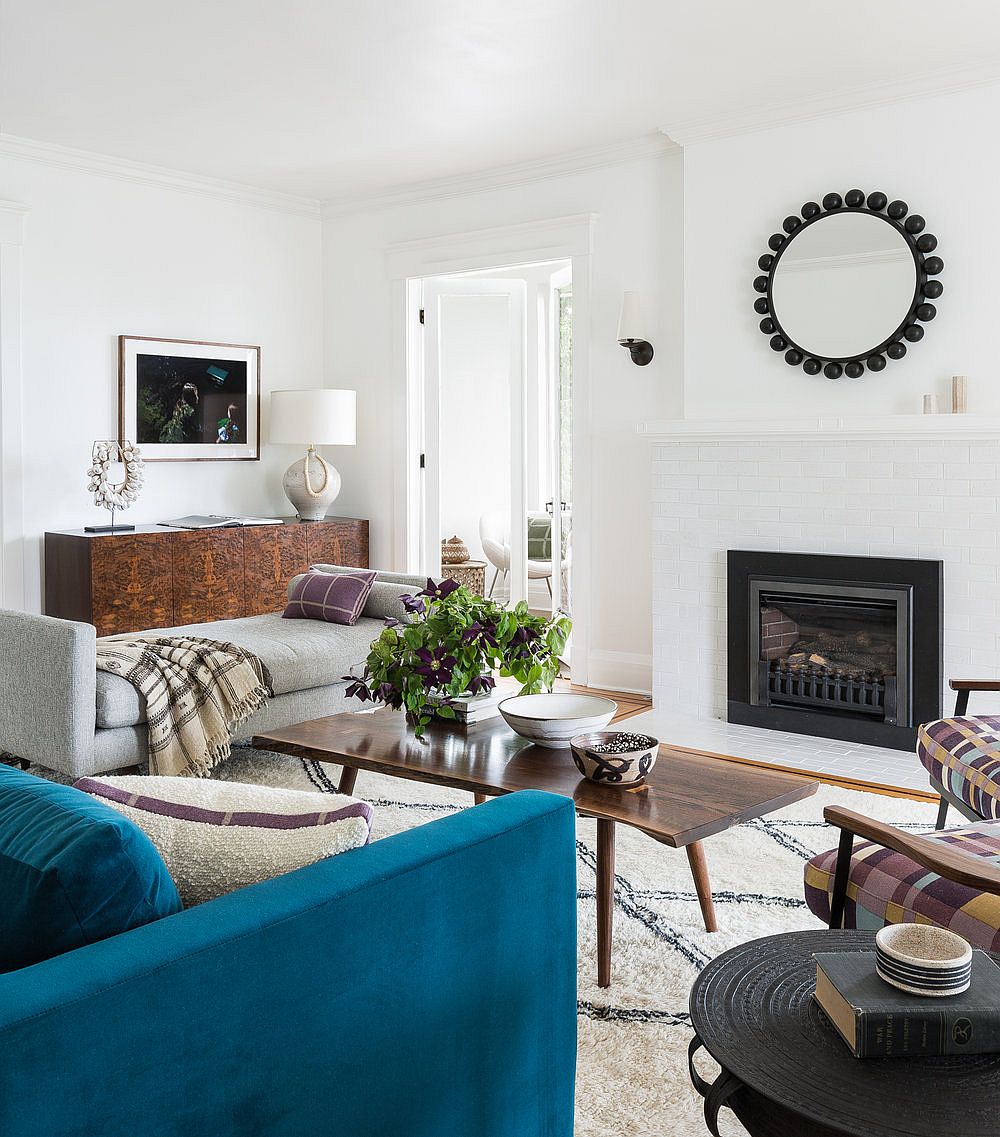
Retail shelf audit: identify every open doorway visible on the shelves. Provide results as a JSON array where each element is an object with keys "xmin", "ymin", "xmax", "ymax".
[{"xmin": 409, "ymin": 258, "xmax": 573, "ymax": 659}]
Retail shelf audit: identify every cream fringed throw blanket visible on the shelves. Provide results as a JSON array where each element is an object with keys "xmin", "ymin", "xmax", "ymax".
[{"xmin": 95, "ymin": 636, "xmax": 273, "ymax": 777}]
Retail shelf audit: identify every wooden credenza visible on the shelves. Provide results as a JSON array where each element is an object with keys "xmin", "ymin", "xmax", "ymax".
[{"xmin": 44, "ymin": 518, "xmax": 369, "ymax": 635}]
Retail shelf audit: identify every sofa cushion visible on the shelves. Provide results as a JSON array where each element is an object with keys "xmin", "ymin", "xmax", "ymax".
[
  {"xmin": 302, "ymin": 566, "xmax": 431, "ymax": 622},
  {"xmin": 75, "ymin": 775, "xmax": 374, "ymax": 906},
  {"xmin": 283, "ymin": 568, "xmax": 377, "ymax": 624},
  {"xmin": 0, "ymin": 764, "xmax": 182, "ymax": 970},
  {"xmin": 95, "ymin": 613, "xmax": 379, "ymax": 729}
]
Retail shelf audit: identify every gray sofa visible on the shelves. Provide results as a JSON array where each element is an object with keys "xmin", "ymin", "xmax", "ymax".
[{"xmin": 0, "ymin": 566, "xmax": 425, "ymax": 779}]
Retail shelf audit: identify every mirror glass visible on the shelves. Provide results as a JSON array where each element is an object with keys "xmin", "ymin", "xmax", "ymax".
[{"xmin": 771, "ymin": 213, "xmax": 916, "ymax": 360}]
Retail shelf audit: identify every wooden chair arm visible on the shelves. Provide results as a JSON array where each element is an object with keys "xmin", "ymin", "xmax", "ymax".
[
  {"xmin": 950, "ymin": 680, "xmax": 1000, "ymax": 692},
  {"xmin": 824, "ymin": 806, "xmax": 1000, "ymax": 897}
]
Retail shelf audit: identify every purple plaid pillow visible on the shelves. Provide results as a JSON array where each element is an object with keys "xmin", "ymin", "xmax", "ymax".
[{"xmin": 282, "ymin": 569, "xmax": 378, "ymax": 625}]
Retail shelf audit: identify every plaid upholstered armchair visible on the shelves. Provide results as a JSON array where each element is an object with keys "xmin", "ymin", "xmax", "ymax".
[
  {"xmin": 804, "ymin": 679, "xmax": 1000, "ymax": 950},
  {"xmin": 917, "ymin": 680, "xmax": 1000, "ymax": 828},
  {"xmin": 804, "ymin": 805, "xmax": 1000, "ymax": 951}
]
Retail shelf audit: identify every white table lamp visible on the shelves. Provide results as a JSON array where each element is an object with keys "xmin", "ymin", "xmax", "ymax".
[{"xmin": 269, "ymin": 389, "xmax": 356, "ymax": 521}]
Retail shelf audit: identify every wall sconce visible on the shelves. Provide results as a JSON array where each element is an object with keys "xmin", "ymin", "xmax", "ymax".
[{"xmin": 617, "ymin": 291, "xmax": 654, "ymax": 366}]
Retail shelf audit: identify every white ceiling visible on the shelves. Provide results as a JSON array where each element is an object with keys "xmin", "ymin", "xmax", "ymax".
[{"xmin": 2, "ymin": 0, "xmax": 1000, "ymax": 202}]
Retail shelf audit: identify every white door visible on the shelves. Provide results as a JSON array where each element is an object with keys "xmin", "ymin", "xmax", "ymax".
[{"xmin": 419, "ymin": 277, "xmax": 528, "ymax": 605}]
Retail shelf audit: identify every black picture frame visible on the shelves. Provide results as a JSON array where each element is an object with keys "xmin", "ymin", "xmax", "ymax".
[
  {"xmin": 118, "ymin": 335, "xmax": 261, "ymax": 462},
  {"xmin": 752, "ymin": 190, "xmax": 944, "ymax": 380}
]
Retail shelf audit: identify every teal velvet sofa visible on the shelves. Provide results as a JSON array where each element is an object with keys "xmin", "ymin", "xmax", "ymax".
[{"xmin": 0, "ymin": 790, "xmax": 578, "ymax": 1137}]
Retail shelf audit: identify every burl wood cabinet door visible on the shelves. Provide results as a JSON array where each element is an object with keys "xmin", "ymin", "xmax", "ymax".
[
  {"xmin": 243, "ymin": 525, "xmax": 308, "ymax": 615},
  {"xmin": 305, "ymin": 521, "xmax": 369, "ymax": 569},
  {"xmin": 91, "ymin": 533, "xmax": 175, "ymax": 635},
  {"xmin": 171, "ymin": 529, "xmax": 246, "ymax": 625}
]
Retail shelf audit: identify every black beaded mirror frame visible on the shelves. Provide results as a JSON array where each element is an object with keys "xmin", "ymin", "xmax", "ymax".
[{"xmin": 753, "ymin": 190, "xmax": 944, "ymax": 380}]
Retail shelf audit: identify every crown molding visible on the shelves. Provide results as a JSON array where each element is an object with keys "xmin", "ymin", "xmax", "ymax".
[
  {"xmin": 0, "ymin": 134, "xmax": 321, "ymax": 218},
  {"xmin": 0, "ymin": 200, "xmax": 28, "ymax": 246},
  {"xmin": 321, "ymin": 134, "xmax": 677, "ymax": 220},
  {"xmin": 660, "ymin": 61, "xmax": 1000, "ymax": 147}
]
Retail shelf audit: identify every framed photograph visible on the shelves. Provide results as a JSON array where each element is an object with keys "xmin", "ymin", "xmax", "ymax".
[{"xmin": 118, "ymin": 336, "xmax": 260, "ymax": 461}]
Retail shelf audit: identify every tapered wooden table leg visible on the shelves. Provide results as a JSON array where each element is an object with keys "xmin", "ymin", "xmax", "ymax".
[
  {"xmin": 473, "ymin": 793, "xmax": 487, "ymax": 805},
  {"xmin": 597, "ymin": 818, "xmax": 615, "ymax": 988},
  {"xmin": 686, "ymin": 840, "xmax": 718, "ymax": 932},
  {"xmin": 338, "ymin": 766, "xmax": 358, "ymax": 795}
]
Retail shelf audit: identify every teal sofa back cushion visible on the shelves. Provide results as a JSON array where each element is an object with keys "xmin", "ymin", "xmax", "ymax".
[{"xmin": 0, "ymin": 764, "xmax": 182, "ymax": 971}]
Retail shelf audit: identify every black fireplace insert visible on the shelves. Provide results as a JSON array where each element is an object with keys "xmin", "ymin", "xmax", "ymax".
[{"xmin": 728, "ymin": 551, "xmax": 942, "ymax": 749}]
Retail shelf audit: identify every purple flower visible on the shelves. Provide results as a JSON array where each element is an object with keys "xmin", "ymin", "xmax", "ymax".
[
  {"xmin": 343, "ymin": 674, "xmax": 373, "ymax": 702},
  {"xmin": 468, "ymin": 673, "xmax": 496, "ymax": 696},
  {"xmin": 412, "ymin": 646, "xmax": 457, "ymax": 686},
  {"xmin": 420, "ymin": 578, "xmax": 460, "ymax": 601},
  {"xmin": 398, "ymin": 593, "xmax": 426, "ymax": 615},
  {"xmin": 461, "ymin": 621, "xmax": 499, "ymax": 650},
  {"xmin": 383, "ymin": 616, "xmax": 402, "ymax": 628},
  {"xmin": 377, "ymin": 681, "xmax": 403, "ymax": 710}
]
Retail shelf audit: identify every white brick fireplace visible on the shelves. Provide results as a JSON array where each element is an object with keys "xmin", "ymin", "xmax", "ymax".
[{"xmin": 631, "ymin": 415, "xmax": 1000, "ymax": 790}]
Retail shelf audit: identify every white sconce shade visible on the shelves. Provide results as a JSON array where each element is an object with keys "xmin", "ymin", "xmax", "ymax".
[
  {"xmin": 618, "ymin": 291, "xmax": 643, "ymax": 342},
  {"xmin": 617, "ymin": 291, "xmax": 654, "ymax": 366},
  {"xmin": 270, "ymin": 389, "xmax": 357, "ymax": 446}
]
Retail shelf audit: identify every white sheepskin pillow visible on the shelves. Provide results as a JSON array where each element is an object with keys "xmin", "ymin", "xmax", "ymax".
[{"xmin": 73, "ymin": 775, "xmax": 374, "ymax": 906}]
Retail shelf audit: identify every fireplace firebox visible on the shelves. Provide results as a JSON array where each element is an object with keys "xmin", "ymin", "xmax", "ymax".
[{"xmin": 728, "ymin": 551, "xmax": 942, "ymax": 749}]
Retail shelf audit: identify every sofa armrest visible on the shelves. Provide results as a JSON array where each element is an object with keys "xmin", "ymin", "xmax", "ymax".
[
  {"xmin": 0, "ymin": 790, "xmax": 578, "ymax": 1137},
  {"xmin": 0, "ymin": 609, "xmax": 95, "ymax": 771}
]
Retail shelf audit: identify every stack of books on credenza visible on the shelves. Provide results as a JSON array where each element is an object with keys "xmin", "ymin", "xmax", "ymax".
[{"xmin": 815, "ymin": 950, "xmax": 1000, "ymax": 1058}]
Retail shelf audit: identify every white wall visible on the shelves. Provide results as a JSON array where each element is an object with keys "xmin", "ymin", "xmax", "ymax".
[
  {"xmin": 322, "ymin": 151, "xmax": 684, "ymax": 693},
  {"xmin": 683, "ymin": 83, "xmax": 1000, "ymax": 418},
  {"xmin": 0, "ymin": 156, "xmax": 322, "ymax": 610}
]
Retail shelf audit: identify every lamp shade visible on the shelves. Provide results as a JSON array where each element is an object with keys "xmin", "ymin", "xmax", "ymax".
[
  {"xmin": 269, "ymin": 389, "xmax": 356, "ymax": 446},
  {"xmin": 617, "ymin": 291, "xmax": 643, "ymax": 342}
]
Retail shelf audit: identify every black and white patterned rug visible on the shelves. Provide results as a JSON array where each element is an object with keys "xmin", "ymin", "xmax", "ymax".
[{"xmin": 217, "ymin": 746, "xmax": 937, "ymax": 1137}]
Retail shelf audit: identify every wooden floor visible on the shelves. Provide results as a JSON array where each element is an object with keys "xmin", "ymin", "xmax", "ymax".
[{"xmin": 569, "ymin": 683, "xmax": 652, "ymax": 723}]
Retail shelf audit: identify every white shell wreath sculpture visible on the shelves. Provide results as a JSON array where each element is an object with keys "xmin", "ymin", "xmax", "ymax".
[{"xmin": 87, "ymin": 440, "xmax": 144, "ymax": 530}]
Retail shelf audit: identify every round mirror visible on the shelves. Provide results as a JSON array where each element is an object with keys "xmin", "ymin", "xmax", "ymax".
[
  {"xmin": 753, "ymin": 190, "xmax": 944, "ymax": 380},
  {"xmin": 771, "ymin": 213, "xmax": 915, "ymax": 361}
]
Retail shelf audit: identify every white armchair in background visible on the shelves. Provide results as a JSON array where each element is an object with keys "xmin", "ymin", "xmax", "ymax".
[{"xmin": 479, "ymin": 510, "xmax": 568, "ymax": 600}]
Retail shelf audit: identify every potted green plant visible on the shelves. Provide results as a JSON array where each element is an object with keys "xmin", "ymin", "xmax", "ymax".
[{"xmin": 343, "ymin": 578, "xmax": 572, "ymax": 736}]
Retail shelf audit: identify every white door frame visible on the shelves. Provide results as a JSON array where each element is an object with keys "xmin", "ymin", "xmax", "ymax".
[
  {"xmin": 388, "ymin": 213, "xmax": 596, "ymax": 684},
  {"xmin": 0, "ymin": 201, "xmax": 27, "ymax": 611}
]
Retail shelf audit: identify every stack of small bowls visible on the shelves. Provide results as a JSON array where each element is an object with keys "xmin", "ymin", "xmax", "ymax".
[{"xmin": 874, "ymin": 924, "xmax": 973, "ymax": 997}]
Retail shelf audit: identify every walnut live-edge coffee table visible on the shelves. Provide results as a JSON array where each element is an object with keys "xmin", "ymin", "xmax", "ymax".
[{"xmin": 254, "ymin": 710, "xmax": 818, "ymax": 988}]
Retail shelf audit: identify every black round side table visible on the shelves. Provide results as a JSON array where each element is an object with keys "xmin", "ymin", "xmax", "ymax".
[{"xmin": 688, "ymin": 930, "xmax": 1000, "ymax": 1137}]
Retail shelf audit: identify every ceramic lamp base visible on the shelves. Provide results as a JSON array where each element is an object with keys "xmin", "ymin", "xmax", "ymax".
[{"xmin": 282, "ymin": 450, "xmax": 341, "ymax": 521}]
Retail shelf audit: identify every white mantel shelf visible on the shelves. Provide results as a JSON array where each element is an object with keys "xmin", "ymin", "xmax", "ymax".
[{"xmin": 636, "ymin": 414, "xmax": 1000, "ymax": 441}]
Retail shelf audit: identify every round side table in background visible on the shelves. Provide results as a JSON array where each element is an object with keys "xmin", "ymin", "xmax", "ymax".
[
  {"xmin": 688, "ymin": 930, "xmax": 1000, "ymax": 1137},
  {"xmin": 444, "ymin": 560, "xmax": 486, "ymax": 596}
]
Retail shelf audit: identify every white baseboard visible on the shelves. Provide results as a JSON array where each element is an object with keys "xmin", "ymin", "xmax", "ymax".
[{"xmin": 583, "ymin": 650, "xmax": 652, "ymax": 695}]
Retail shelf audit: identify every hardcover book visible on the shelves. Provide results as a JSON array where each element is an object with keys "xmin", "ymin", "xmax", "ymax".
[{"xmin": 814, "ymin": 950, "xmax": 1000, "ymax": 1058}]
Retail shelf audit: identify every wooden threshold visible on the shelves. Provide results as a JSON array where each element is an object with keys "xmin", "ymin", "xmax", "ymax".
[{"xmin": 664, "ymin": 742, "xmax": 938, "ymax": 804}]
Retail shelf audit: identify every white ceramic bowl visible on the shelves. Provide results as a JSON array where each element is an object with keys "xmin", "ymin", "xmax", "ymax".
[
  {"xmin": 875, "ymin": 924, "xmax": 973, "ymax": 997},
  {"xmin": 498, "ymin": 693, "xmax": 617, "ymax": 749}
]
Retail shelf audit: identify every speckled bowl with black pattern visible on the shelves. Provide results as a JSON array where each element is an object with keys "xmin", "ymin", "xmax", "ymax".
[{"xmin": 569, "ymin": 731, "xmax": 659, "ymax": 787}]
